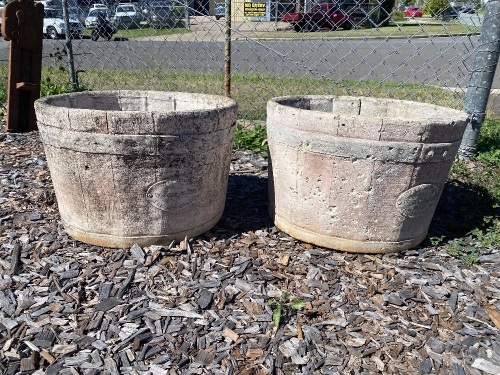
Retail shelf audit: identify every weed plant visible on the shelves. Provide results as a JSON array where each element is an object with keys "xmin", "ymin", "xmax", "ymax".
[
  {"xmin": 430, "ymin": 116, "xmax": 500, "ymax": 264},
  {"xmin": 233, "ymin": 124, "xmax": 268, "ymax": 157}
]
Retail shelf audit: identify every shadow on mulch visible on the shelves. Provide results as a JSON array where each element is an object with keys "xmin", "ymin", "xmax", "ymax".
[
  {"xmin": 428, "ymin": 179, "xmax": 499, "ymax": 243},
  {"xmin": 203, "ymin": 174, "xmax": 272, "ymax": 240},
  {"xmin": 206, "ymin": 173, "xmax": 499, "ymax": 247}
]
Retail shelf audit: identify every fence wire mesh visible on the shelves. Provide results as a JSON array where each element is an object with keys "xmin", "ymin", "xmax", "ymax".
[{"xmin": 1, "ymin": 0, "xmax": 498, "ymax": 121}]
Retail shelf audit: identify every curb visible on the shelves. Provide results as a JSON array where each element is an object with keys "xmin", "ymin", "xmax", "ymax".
[
  {"xmin": 488, "ymin": 89, "xmax": 500, "ymax": 116},
  {"xmin": 443, "ymin": 87, "xmax": 500, "ymax": 116},
  {"xmin": 234, "ymin": 31, "xmax": 481, "ymax": 41}
]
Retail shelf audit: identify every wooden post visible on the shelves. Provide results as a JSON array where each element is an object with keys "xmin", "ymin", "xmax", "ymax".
[{"xmin": 1, "ymin": 0, "xmax": 44, "ymax": 132}]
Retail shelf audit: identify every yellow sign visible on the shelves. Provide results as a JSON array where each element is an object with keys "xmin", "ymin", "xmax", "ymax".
[{"xmin": 243, "ymin": 2, "xmax": 267, "ymax": 17}]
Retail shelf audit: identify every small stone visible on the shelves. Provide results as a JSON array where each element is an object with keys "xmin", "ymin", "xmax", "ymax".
[
  {"xmin": 29, "ymin": 211, "xmax": 42, "ymax": 221},
  {"xmin": 198, "ymin": 289, "xmax": 213, "ymax": 309}
]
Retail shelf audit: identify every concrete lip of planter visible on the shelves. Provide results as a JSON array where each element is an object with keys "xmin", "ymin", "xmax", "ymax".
[
  {"xmin": 35, "ymin": 90, "xmax": 237, "ymax": 248},
  {"xmin": 267, "ymin": 95, "xmax": 468, "ymax": 253}
]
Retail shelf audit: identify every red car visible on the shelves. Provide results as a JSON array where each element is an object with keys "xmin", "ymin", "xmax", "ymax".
[{"xmin": 405, "ymin": 6, "xmax": 423, "ymax": 17}]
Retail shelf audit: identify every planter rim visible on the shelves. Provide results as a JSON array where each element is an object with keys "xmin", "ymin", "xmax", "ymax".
[
  {"xmin": 268, "ymin": 95, "xmax": 468, "ymax": 123},
  {"xmin": 35, "ymin": 90, "xmax": 238, "ymax": 116}
]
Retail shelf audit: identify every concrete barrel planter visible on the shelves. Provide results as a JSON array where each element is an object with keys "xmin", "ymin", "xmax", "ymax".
[
  {"xmin": 35, "ymin": 91, "xmax": 237, "ymax": 248},
  {"xmin": 267, "ymin": 95, "xmax": 468, "ymax": 253}
]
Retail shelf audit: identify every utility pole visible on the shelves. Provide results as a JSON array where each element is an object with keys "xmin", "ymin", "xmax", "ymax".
[{"xmin": 458, "ymin": 0, "xmax": 500, "ymax": 158}]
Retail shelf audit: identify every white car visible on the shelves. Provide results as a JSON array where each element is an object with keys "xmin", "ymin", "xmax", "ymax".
[
  {"xmin": 0, "ymin": 0, "xmax": 6, "ymax": 23},
  {"xmin": 36, "ymin": 0, "xmax": 56, "ymax": 8},
  {"xmin": 112, "ymin": 3, "xmax": 142, "ymax": 29},
  {"xmin": 68, "ymin": 6, "xmax": 85, "ymax": 23},
  {"xmin": 43, "ymin": 7, "xmax": 83, "ymax": 39},
  {"xmin": 89, "ymin": 3, "xmax": 109, "ymax": 12},
  {"xmin": 85, "ymin": 8, "xmax": 111, "ymax": 28}
]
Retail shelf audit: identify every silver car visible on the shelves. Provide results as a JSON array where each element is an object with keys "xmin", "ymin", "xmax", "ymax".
[
  {"xmin": 112, "ymin": 3, "xmax": 143, "ymax": 29},
  {"xmin": 85, "ymin": 8, "xmax": 112, "ymax": 28}
]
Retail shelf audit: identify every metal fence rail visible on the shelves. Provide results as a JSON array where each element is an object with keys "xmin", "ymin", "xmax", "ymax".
[{"xmin": 1, "ymin": 0, "xmax": 499, "ymax": 120}]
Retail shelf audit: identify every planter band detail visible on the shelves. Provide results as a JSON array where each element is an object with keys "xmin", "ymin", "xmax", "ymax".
[{"xmin": 267, "ymin": 125, "xmax": 461, "ymax": 164}]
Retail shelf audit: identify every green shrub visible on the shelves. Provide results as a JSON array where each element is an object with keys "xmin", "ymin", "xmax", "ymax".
[
  {"xmin": 391, "ymin": 11, "xmax": 407, "ymax": 21},
  {"xmin": 0, "ymin": 85, "xmax": 6, "ymax": 105},
  {"xmin": 424, "ymin": 0, "xmax": 450, "ymax": 17},
  {"xmin": 372, "ymin": 0, "xmax": 397, "ymax": 26}
]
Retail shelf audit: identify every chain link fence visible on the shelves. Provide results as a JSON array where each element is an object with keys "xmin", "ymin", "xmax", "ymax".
[{"xmin": 2, "ymin": 0, "xmax": 499, "ymax": 120}]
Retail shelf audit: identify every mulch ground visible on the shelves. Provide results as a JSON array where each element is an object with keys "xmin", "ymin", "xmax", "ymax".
[{"xmin": 1, "ymin": 126, "xmax": 499, "ymax": 375}]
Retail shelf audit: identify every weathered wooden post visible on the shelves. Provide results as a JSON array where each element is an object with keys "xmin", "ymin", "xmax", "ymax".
[{"xmin": 1, "ymin": 0, "xmax": 44, "ymax": 132}]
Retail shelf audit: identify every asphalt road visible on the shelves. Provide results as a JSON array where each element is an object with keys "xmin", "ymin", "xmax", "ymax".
[{"xmin": 0, "ymin": 24, "xmax": 497, "ymax": 90}]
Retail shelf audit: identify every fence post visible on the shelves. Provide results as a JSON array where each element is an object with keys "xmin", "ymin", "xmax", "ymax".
[
  {"xmin": 458, "ymin": 0, "xmax": 500, "ymax": 158},
  {"xmin": 62, "ymin": 0, "xmax": 78, "ymax": 90},
  {"xmin": 185, "ymin": 0, "xmax": 190, "ymax": 30},
  {"xmin": 224, "ymin": 0, "xmax": 231, "ymax": 97}
]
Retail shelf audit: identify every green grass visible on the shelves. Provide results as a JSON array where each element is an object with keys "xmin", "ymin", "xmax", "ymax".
[
  {"xmin": 82, "ymin": 25, "xmax": 188, "ymax": 39},
  {"xmin": 30, "ymin": 66, "xmax": 464, "ymax": 121},
  {"xmin": 429, "ymin": 116, "xmax": 500, "ymax": 264},
  {"xmin": 79, "ymin": 18, "xmax": 480, "ymax": 41},
  {"xmin": 258, "ymin": 21, "xmax": 480, "ymax": 39}
]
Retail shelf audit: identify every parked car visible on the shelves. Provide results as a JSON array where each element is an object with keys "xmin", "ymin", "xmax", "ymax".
[
  {"xmin": 460, "ymin": 3, "xmax": 475, "ymax": 13},
  {"xmin": 451, "ymin": 1, "xmax": 476, "ymax": 13},
  {"xmin": 442, "ymin": 7, "xmax": 460, "ymax": 20},
  {"xmin": 85, "ymin": 7, "xmax": 112, "ymax": 28},
  {"xmin": 405, "ymin": 6, "xmax": 423, "ymax": 17},
  {"xmin": 89, "ymin": 3, "xmax": 109, "ymax": 11},
  {"xmin": 43, "ymin": 6, "xmax": 83, "ymax": 39},
  {"xmin": 281, "ymin": 3, "xmax": 354, "ymax": 32},
  {"xmin": 214, "ymin": 2, "xmax": 224, "ymax": 20},
  {"xmin": 0, "ymin": 0, "xmax": 6, "ymax": 22},
  {"xmin": 143, "ymin": 3, "xmax": 176, "ymax": 28},
  {"xmin": 68, "ymin": 6, "xmax": 84, "ymax": 24},
  {"xmin": 112, "ymin": 3, "xmax": 142, "ymax": 29},
  {"xmin": 35, "ymin": 0, "xmax": 56, "ymax": 8},
  {"xmin": 91, "ymin": 12, "xmax": 116, "ymax": 40}
]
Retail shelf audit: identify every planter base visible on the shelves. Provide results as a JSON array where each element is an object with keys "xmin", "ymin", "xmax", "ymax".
[
  {"xmin": 61, "ymin": 212, "xmax": 222, "ymax": 248},
  {"xmin": 274, "ymin": 214, "xmax": 428, "ymax": 254}
]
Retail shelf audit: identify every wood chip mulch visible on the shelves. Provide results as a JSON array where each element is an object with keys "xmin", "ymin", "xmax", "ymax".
[{"xmin": 1, "ymin": 126, "xmax": 499, "ymax": 375}]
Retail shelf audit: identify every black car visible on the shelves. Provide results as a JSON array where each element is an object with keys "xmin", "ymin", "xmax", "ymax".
[
  {"xmin": 143, "ymin": 3, "xmax": 176, "ymax": 28},
  {"xmin": 442, "ymin": 7, "xmax": 459, "ymax": 20},
  {"xmin": 460, "ymin": 4, "xmax": 475, "ymax": 13}
]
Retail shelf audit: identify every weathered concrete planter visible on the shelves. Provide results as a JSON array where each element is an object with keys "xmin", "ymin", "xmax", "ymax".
[
  {"xmin": 35, "ymin": 91, "xmax": 237, "ymax": 248},
  {"xmin": 267, "ymin": 96, "xmax": 468, "ymax": 253}
]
